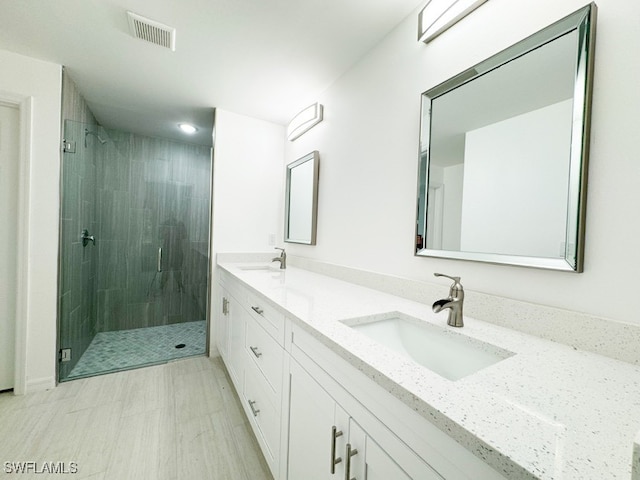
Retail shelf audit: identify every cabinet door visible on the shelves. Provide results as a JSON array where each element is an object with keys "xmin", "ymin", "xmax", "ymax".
[
  {"xmin": 288, "ymin": 360, "xmax": 348, "ymax": 480},
  {"xmin": 215, "ymin": 285, "xmax": 230, "ymax": 359},
  {"xmin": 363, "ymin": 436, "xmax": 413, "ymax": 480},
  {"xmin": 348, "ymin": 419, "xmax": 441, "ymax": 480},
  {"xmin": 227, "ymin": 297, "xmax": 247, "ymax": 387}
]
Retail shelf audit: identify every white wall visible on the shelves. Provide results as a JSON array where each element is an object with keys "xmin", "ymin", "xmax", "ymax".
[
  {"xmin": 283, "ymin": 0, "xmax": 640, "ymax": 325},
  {"xmin": 211, "ymin": 109, "xmax": 285, "ymax": 254},
  {"xmin": 210, "ymin": 109, "xmax": 285, "ymax": 352},
  {"xmin": 0, "ymin": 49, "xmax": 62, "ymax": 390},
  {"xmin": 442, "ymin": 163, "xmax": 463, "ymax": 251},
  {"xmin": 461, "ymin": 100, "xmax": 572, "ymax": 257}
]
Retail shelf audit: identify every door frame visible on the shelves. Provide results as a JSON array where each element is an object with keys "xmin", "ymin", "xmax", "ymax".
[{"xmin": 0, "ymin": 91, "xmax": 33, "ymax": 395}]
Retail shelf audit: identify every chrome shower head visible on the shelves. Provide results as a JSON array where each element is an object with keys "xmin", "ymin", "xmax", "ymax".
[{"xmin": 84, "ymin": 129, "xmax": 107, "ymax": 147}]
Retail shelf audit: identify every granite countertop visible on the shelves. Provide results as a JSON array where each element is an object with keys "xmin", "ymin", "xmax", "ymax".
[{"xmin": 218, "ymin": 261, "xmax": 640, "ymax": 480}]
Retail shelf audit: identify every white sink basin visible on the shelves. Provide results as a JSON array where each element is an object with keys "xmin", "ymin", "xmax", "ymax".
[
  {"xmin": 343, "ymin": 313, "xmax": 513, "ymax": 381},
  {"xmin": 238, "ymin": 265, "xmax": 282, "ymax": 272}
]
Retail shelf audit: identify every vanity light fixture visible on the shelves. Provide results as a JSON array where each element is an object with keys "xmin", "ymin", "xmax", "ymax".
[
  {"xmin": 418, "ymin": 0, "xmax": 488, "ymax": 43},
  {"xmin": 286, "ymin": 103, "xmax": 323, "ymax": 141},
  {"xmin": 178, "ymin": 123, "xmax": 198, "ymax": 134}
]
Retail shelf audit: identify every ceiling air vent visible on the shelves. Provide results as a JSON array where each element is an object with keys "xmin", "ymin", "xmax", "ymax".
[{"xmin": 127, "ymin": 11, "xmax": 176, "ymax": 51}]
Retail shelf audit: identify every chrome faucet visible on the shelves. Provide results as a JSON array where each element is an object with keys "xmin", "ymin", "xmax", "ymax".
[
  {"xmin": 272, "ymin": 247, "xmax": 287, "ymax": 269},
  {"xmin": 432, "ymin": 273, "xmax": 464, "ymax": 327}
]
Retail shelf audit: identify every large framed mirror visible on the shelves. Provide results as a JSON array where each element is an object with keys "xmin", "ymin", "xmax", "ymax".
[
  {"xmin": 285, "ymin": 151, "xmax": 319, "ymax": 245},
  {"xmin": 415, "ymin": 3, "xmax": 596, "ymax": 272}
]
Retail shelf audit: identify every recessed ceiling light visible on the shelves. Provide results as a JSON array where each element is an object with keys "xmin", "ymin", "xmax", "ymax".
[{"xmin": 178, "ymin": 123, "xmax": 198, "ymax": 134}]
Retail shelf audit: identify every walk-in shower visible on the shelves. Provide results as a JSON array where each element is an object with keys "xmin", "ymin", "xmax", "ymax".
[{"xmin": 57, "ymin": 119, "xmax": 212, "ymax": 381}]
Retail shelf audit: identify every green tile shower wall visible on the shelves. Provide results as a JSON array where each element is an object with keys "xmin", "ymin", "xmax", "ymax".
[{"xmin": 95, "ymin": 129, "xmax": 211, "ymax": 332}]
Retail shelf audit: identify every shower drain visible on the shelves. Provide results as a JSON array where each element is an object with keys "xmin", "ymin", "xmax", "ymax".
[{"xmin": 175, "ymin": 343, "xmax": 186, "ymax": 349}]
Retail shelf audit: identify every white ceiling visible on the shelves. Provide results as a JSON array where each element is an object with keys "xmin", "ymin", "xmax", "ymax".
[{"xmin": 0, "ymin": 0, "xmax": 423, "ymax": 146}]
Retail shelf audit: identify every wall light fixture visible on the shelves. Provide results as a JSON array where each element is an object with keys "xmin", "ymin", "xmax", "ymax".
[
  {"xmin": 287, "ymin": 103, "xmax": 323, "ymax": 141},
  {"xmin": 418, "ymin": 0, "xmax": 488, "ymax": 43}
]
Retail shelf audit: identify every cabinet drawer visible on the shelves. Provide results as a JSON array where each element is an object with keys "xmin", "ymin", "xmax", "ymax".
[
  {"xmin": 246, "ymin": 290, "xmax": 285, "ymax": 345},
  {"xmin": 246, "ymin": 315, "xmax": 284, "ymax": 396},
  {"xmin": 244, "ymin": 366, "xmax": 281, "ymax": 470}
]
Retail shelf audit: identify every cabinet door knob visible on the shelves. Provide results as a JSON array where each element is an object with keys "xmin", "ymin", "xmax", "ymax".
[
  {"xmin": 250, "ymin": 346, "xmax": 262, "ymax": 358},
  {"xmin": 330, "ymin": 426, "xmax": 343, "ymax": 474},
  {"xmin": 251, "ymin": 306, "xmax": 264, "ymax": 315},
  {"xmin": 344, "ymin": 443, "xmax": 358, "ymax": 480}
]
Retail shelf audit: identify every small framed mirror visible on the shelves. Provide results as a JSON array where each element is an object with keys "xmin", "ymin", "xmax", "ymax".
[
  {"xmin": 416, "ymin": 4, "xmax": 596, "ymax": 272},
  {"xmin": 285, "ymin": 151, "xmax": 319, "ymax": 245}
]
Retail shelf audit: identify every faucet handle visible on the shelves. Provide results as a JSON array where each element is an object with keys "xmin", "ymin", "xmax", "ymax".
[
  {"xmin": 434, "ymin": 273, "xmax": 459, "ymax": 283},
  {"xmin": 434, "ymin": 273, "xmax": 463, "ymax": 297}
]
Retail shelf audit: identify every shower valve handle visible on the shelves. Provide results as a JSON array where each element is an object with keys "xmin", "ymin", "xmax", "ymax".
[{"xmin": 81, "ymin": 229, "xmax": 95, "ymax": 247}]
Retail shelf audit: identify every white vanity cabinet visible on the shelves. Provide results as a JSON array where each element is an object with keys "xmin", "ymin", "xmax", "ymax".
[
  {"xmin": 289, "ymin": 324, "xmax": 507, "ymax": 480},
  {"xmin": 216, "ymin": 269, "xmax": 289, "ymax": 480},
  {"xmin": 288, "ymin": 358, "xmax": 434, "ymax": 480},
  {"xmin": 217, "ymin": 266, "xmax": 507, "ymax": 480},
  {"xmin": 289, "ymin": 344, "xmax": 444, "ymax": 480}
]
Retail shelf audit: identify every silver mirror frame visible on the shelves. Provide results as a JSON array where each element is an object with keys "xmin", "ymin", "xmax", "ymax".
[
  {"xmin": 285, "ymin": 151, "xmax": 320, "ymax": 245},
  {"xmin": 415, "ymin": 3, "xmax": 597, "ymax": 272}
]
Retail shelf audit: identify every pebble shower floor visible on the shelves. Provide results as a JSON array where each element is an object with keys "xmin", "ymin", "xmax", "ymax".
[{"xmin": 67, "ymin": 320, "xmax": 207, "ymax": 379}]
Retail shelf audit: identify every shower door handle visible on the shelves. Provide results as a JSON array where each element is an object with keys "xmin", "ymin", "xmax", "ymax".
[{"xmin": 157, "ymin": 247, "xmax": 163, "ymax": 272}]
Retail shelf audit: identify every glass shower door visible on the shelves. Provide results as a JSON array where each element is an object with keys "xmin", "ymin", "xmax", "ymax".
[
  {"xmin": 58, "ymin": 120, "xmax": 212, "ymax": 381},
  {"xmin": 57, "ymin": 120, "xmax": 99, "ymax": 380}
]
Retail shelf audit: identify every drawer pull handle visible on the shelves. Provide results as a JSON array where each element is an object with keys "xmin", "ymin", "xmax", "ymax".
[
  {"xmin": 248, "ymin": 399, "xmax": 260, "ymax": 417},
  {"xmin": 330, "ymin": 426, "xmax": 343, "ymax": 474},
  {"xmin": 250, "ymin": 346, "xmax": 262, "ymax": 358},
  {"xmin": 251, "ymin": 306, "xmax": 264, "ymax": 315},
  {"xmin": 345, "ymin": 443, "xmax": 358, "ymax": 480}
]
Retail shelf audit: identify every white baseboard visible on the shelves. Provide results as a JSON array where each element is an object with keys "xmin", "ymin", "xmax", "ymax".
[{"xmin": 26, "ymin": 376, "xmax": 56, "ymax": 393}]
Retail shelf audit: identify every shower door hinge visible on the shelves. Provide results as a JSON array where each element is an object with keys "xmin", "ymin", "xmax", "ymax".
[
  {"xmin": 62, "ymin": 139, "xmax": 76, "ymax": 153},
  {"xmin": 59, "ymin": 348, "xmax": 72, "ymax": 362}
]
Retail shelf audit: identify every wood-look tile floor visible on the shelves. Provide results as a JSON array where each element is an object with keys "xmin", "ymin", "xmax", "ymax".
[{"xmin": 0, "ymin": 356, "xmax": 273, "ymax": 480}]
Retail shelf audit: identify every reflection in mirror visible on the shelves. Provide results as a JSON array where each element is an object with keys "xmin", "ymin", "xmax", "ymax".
[
  {"xmin": 416, "ymin": 4, "xmax": 596, "ymax": 272},
  {"xmin": 285, "ymin": 151, "xmax": 319, "ymax": 245}
]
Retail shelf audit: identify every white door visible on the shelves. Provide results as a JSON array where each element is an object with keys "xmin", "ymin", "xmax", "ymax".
[{"xmin": 0, "ymin": 103, "xmax": 19, "ymax": 391}]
